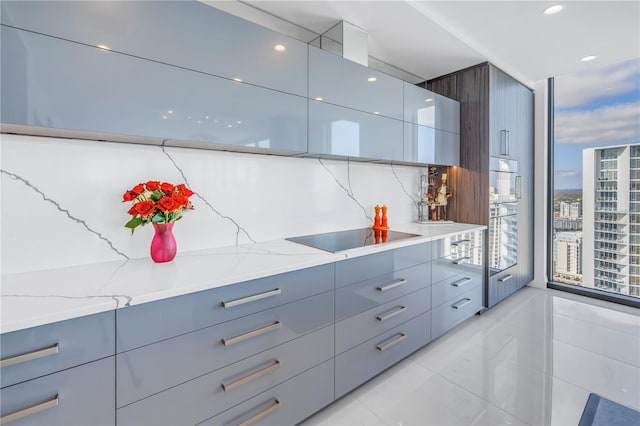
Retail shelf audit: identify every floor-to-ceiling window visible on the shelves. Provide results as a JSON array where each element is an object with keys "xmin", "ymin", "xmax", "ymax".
[{"xmin": 550, "ymin": 57, "xmax": 640, "ymax": 304}]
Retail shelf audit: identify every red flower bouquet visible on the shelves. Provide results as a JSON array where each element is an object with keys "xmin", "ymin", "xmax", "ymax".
[{"xmin": 123, "ymin": 181, "xmax": 194, "ymax": 233}]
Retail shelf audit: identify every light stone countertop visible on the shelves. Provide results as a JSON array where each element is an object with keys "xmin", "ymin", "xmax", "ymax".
[{"xmin": 1, "ymin": 222, "xmax": 485, "ymax": 334}]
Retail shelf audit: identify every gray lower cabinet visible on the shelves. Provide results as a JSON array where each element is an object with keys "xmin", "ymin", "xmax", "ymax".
[
  {"xmin": 0, "ymin": 357, "xmax": 115, "ymax": 426},
  {"xmin": 1, "ymin": 26, "xmax": 307, "ymax": 154},
  {"xmin": 431, "ymin": 283, "xmax": 483, "ymax": 340},
  {"xmin": 308, "ymin": 100, "xmax": 404, "ymax": 161},
  {"xmin": 116, "ymin": 326, "xmax": 334, "ymax": 426},
  {"xmin": 488, "ymin": 264, "xmax": 520, "ymax": 308},
  {"xmin": 0, "ymin": 1, "xmax": 308, "ymax": 97},
  {"xmin": 335, "ymin": 311, "xmax": 431, "ymax": 398},
  {"xmin": 199, "ymin": 359, "xmax": 335, "ymax": 426}
]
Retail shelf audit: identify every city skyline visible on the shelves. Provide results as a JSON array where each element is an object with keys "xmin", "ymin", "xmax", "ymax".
[{"xmin": 554, "ymin": 57, "xmax": 640, "ymax": 190}]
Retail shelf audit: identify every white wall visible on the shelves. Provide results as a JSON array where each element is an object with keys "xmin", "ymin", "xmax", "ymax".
[
  {"xmin": 1, "ymin": 135, "xmax": 425, "ymax": 275},
  {"xmin": 531, "ymin": 79, "xmax": 549, "ymax": 288}
]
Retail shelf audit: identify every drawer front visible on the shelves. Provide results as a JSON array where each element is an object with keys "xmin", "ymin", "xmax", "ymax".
[
  {"xmin": 199, "ymin": 359, "xmax": 334, "ymax": 426},
  {"xmin": 335, "ymin": 242, "xmax": 431, "ymax": 289},
  {"xmin": 432, "ymin": 230, "xmax": 483, "ymax": 259},
  {"xmin": 488, "ymin": 266, "xmax": 520, "ymax": 308},
  {"xmin": 117, "ymin": 291, "xmax": 333, "ymax": 407},
  {"xmin": 1, "ymin": 311, "xmax": 115, "ymax": 388},
  {"xmin": 336, "ymin": 262, "xmax": 431, "ymax": 321},
  {"xmin": 335, "ymin": 312, "xmax": 430, "ymax": 399},
  {"xmin": 0, "ymin": 357, "xmax": 114, "ymax": 426},
  {"xmin": 116, "ymin": 263, "xmax": 334, "ymax": 352},
  {"xmin": 335, "ymin": 287, "xmax": 431, "ymax": 354},
  {"xmin": 117, "ymin": 326, "xmax": 334, "ymax": 426},
  {"xmin": 431, "ymin": 272, "xmax": 483, "ymax": 309},
  {"xmin": 431, "ymin": 285, "xmax": 483, "ymax": 340},
  {"xmin": 431, "ymin": 252, "xmax": 483, "ymax": 284}
]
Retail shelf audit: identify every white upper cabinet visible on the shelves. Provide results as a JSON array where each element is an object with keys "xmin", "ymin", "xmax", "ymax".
[{"xmin": 403, "ymin": 83, "xmax": 460, "ymax": 134}]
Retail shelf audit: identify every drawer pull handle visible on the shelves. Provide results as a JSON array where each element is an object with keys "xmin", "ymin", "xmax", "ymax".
[
  {"xmin": 0, "ymin": 344, "xmax": 59, "ymax": 368},
  {"xmin": 222, "ymin": 288, "xmax": 281, "ymax": 308},
  {"xmin": 451, "ymin": 277, "xmax": 473, "ymax": 287},
  {"xmin": 498, "ymin": 274, "xmax": 513, "ymax": 283},
  {"xmin": 376, "ymin": 278, "xmax": 407, "ymax": 292},
  {"xmin": 222, "ymin": 322, "xmax": 281, "ymax": 346},
  {"xmin": 0, "ymin": 395, "xmax": 59, "ymax": 424},
  {"xmin": 451, "ymin": 239, "xmax": 471, "ymax": 246},
  {"xmin": 222, "ymin": 360, "xmax": 280, "ymax": 392},
  {"xmin": 376, "ymin": 333, "xmax": 407, "ymax": 352},
  {"xmin": 236, "ymin": 399, "xmax": 281, "ymax": 426},
  {"xmin": 453, "ymin": 256, "xmax": 471, "ymax": 265},
  {"xmin": 376, "ymin": 306, "xmax": 407, "ymax": 322},
  {"xmin": 452, "ymin": 298, "xmax": 471, "ymax": 310}
]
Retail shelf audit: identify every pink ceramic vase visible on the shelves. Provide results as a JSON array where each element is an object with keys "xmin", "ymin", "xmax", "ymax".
[{"xmin": 150, "ymin": 223, "xmax": 177, "ymax": 263}]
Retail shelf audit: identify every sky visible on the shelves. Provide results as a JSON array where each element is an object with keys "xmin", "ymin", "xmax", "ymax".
[{"xmin": 554, "ymin": 57, "xmax": 640, "ymax": 190}]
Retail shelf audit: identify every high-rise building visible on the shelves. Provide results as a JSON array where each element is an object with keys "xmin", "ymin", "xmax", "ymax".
[
  {"xmin": 553, "ymin": 231, "xmax": 582, "ymax": 283},
  {"xmin": 583, "ymin": 144, "xmax": 639, "ymax": 296},
  {"xmin": 559, "ymin": 201, "xmax": 582, "ymax": 219}
]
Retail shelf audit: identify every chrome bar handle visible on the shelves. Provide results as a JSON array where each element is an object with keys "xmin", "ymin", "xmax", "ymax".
[
  {"xmin": 222, "ymin": 288, "xmax": 281, "ymax": 308},
  {"xmin": 222, "ymin": 360, "xmax": 280, "ymax": 392},
  {"xmin": 0, "ymin": 395, "xmax": 59, "ymax": 425},
  {"xmin": 376, "ymin": 306, "xmax": 407, "ymax": 322},
  {"xmin": 222, "ymin": 322, "xmax": 281, "ymax": 346},
  {"xmin": 236, "ymin": 399, "xmax": 281, "ymax": 426},
  {"xmin": 376, "ymin": 333, "xmax": 407, "ymax": 352},
  {"xmin": 452, "ymin": 298, "xmax": 471, "ymax": 310},
  {"xmin": 451, "ymin": 239, "xmax": 471, "ymax": 246},
  {"xmin": 498, "ymin": 274, "xmax": 513, "ymax": 283},
  {"xmin": 451, "ymin": 277, "xmax": 472, "ymax": 287},
  {"xmin": 453, "ymin": 257, "xmax": 471, "ymax": 265},
  {"xmin": 376, "ymin": 278, "xmax": 407, "ymax": 292},
  {"xmin": 0, "ymin": 344, "xmax": 59, "ymax": 368},
  {"xmin": 500, "ymin": 129, "xmax": 511, "ymax": 156}
]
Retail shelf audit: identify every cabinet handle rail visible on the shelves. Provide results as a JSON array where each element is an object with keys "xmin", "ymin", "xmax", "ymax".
[
  {"xmin": 222, "ymin": 322, "xmax": 281, "ymax": 346},
  {"xmin": 451, "ymin": 239, "xmax": 471, "ymax": 246},
  {"xmin": 376, "ymin": 333, "xmax": 407, "ymax": 352},
  {"xmin": 376, "ymin": 306, "xmax": 407, "ymax": 322},
  {"xmin": 0, "ymin": 395, "xmax": 59, "ymax": 425},
  {"xmin": 0, "ymin": 344, "xmax": 59, "ymax": 368},
  {"xmin": 452, "ymin": 298, "xmax": 471, "ymax": 310},
  {"xmin": 498, "ymin": 274, "xmax": 513, "ymax": 283},
  {"xmin": 222, "ymin": 288, "xmax": 281, "ymax": 308},
  {"xmin": 451, "ymin": 277, "xmax": 473, "ymax": 287},
  {"xmin": 376, "ymin": 278, "xmax": 407, "ymax": 292},
  {"xmin": 222, "ymin": 360, "xmax": 280, "ymax": 392},
  {"xmin": 236, "ymin": 399, "xmax": 281, "ymax": 426},
  {"xmin": 453, "ymin": 256, "xmax": 471, "ymax": 265}
]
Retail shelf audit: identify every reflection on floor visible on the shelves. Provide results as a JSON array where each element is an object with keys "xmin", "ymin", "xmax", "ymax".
[{"xmin": 302, "ymin": 287, "xmax": 640, "ymax": 426}]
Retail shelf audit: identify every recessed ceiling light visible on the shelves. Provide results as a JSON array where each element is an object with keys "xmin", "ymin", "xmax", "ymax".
[
  {"xmin": 233, "ymin": 77, "xmax": 242, "ymax": 82},
  {"xmin": 373, "ymin": 111, "xmax": 380, "ymax": 115},
  {"xmin": 581, "ymin": 55, "xmax": 597, "ymax": 62},
  {"xmin": 274, "ymin": 44, "xmax": 286, "ymax": 52},
  {"xmin": 228, "ymin": 124, "xmax": 233, "ymax": 128},
  {"xmin": 543, "ymin": 5, "xmax": 564, "ymax": 15},
  {"xmin": 167, "ymin": 110, "xmax": 173, "ymax": 114},
  {"xmin": 162, "ymin": 115, "xmax": 168, "ymax": 120},
  {"xmin": 367, "ymin": 77, "xmax": 377, "ymax": 82},
  {"xmin": 425, "ymin": 98, "xmax": 433, "ymax": 102},
  {"xmin": 314, "ymin": 97, "xmax": 323, "ymax": 101},
  {"xmin": 96, "ymin": 44, "xmax": 111, "ymax": 50}
]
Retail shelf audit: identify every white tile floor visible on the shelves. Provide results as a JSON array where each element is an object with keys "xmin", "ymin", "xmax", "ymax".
[{"xmin": 302, "ymin": 287, "xmax": 640, "ymax": 426}]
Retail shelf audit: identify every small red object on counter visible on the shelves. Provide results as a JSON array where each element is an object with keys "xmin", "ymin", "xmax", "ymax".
[{"xmin": 372, "ymin": 204, "xmax": 389, "ymax": 230}]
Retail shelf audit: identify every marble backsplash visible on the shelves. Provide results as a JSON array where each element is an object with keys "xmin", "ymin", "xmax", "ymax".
[{"xmin": 1, "ymin": 134, "xmax": 426, "ymax": 275}]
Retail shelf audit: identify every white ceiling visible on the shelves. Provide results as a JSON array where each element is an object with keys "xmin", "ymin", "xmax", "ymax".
[{"xmin": 207, "ymin": 0, "xmax": 640, "ymax": 85}]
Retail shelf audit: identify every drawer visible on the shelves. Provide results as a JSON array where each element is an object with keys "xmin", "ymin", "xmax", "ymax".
[
  {"xmin": 335, "ymin": 242, "xmax": 431, "ymax": 289},
  {"xmin": 335, "ymin": 311, "xmax": 430, "ymax": 399},
  {"xmin": 336, "ymin": 262, "xmax": 431, "ymax": 321},
  {"xmin": 1, "ymin": 311, "xmax": 115, "ymax": 388},
  {"xmin": 117, "ymin": 291, "xmax": 333, "ymax": 407},
  {"xmin": 335, "ymin": 287, "xmax": 431, "ymax": 354},
  {"xmin": 431, "ymin": 252, "xmax": 483, "ymax": 284},
  {"xmin": 0, "ymin": 357, "xmax": 114, "ymax": 426},
  {"xmin": 432, "ymin": 230, "xmax": 483, "ymax": 259},
  {"xmin": 116, "ymin": 263, "xmax": 334, "ymax": 352},
  {"xmin": 117, "ymin": 325, "xmax": 334, "ymax": 426},
  {"xmin": 199, "ymin": 359, "xmax": 334, "ymax": 426},
  {"xmin": 431, "ymin": 272, "xmax": 483, "ymax": 309},
  {"xmin": 488, "ymin": 267, "xmax": 520, "ymax": 307},
  {"xmin": 431, "ymin": 285, "xmax": 483, "ymax": 340}
]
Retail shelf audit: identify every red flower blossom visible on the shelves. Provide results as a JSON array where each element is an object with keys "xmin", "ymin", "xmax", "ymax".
[
  {"xmin": 145, "ymin": 180, "xmax": 160, "ymax": 191},
  {"xmin": 172, "ymin": 192, "xmax": 189, "ymax": 207},
  {"xmin": 131, "ymin": 200, "xmax": 155, "ymax": 217},
  {"xmin": 160, "ymin": 182, "xmax": 175, "ymax": 194},
  {"xmin": 157, "ymin": 196, "xmax": 179, "ymax": 212},
  {"xmin": 177, "ymin": 183, "xmax": 194, "ymax": 197},
  {"xmin": 123, "ymin": 190, "xmax": 138, "ymax": 202}
]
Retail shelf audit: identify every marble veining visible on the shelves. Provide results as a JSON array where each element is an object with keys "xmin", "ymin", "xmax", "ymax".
[
  {"xmin": 318, "ymin": 157, "xmax": 373, "ymax": 223},
  {"xmin": 391, "ymin": 163, "xmax": 420, "ymax": 206}
]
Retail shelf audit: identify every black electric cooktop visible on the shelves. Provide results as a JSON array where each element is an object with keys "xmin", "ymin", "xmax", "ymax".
[{"xmin": 286, "ymin": 228, "xmax": 420, "ymax": 253}]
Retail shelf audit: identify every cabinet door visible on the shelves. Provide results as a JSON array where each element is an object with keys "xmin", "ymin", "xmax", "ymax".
[
  {"xmin": 308, "ymin": 100, "xmax": 404, "ymax": 161},
  {"xmin": 488, "ymin": 264, "xmax": 519, "ymax": 307},
  {"xmin": 309, "ymin": 46, "xmax": 403, "ymax": 120},
  {"xmin": 403, "ymin": 83, "xmax": 460, "ymax": 134},
  {"xmin": 1, "ymin": 26, "xmax": 307, "ymax": 154},
  {"xmin": 489, "ymin": 66, "xmax": 519, "ymax": 158},
  {"xmin": 403, "ymin": 122, "xmax": 460, "ymax": 165},
  {"xmin": 0, "ymin": 0, "xmax": 307, "ymax": 96}
]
